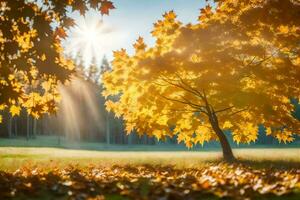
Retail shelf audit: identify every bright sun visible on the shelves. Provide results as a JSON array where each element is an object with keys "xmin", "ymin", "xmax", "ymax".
[{"xmin": 65, "ymin": 16, "xmax": 115, "ymax": 67}]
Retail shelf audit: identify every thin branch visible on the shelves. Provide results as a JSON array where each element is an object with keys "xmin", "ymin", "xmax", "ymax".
[
  {"xmin": 159, "ymin": 94, "xmax": 205, "ymax": 112},
  {"xmin": 174, "ymin": 72, "xmax": 204, "ymax": 99},
  {"xmin": 228, "ymin": 108, "xmax": 248, "ymax": 116},
  {"xmin": 214, "ymin": 106, "xmax": 234, "ymax": 114},
  {"xmin": 180, "ymin": 95, "xmax": 206, "ymax": 110},
  {"xmin": 159, "ymin": 75, "xmax": 202, "ymax": 99},
  {"xmin": 167, "ymin": 108, "xmax": 199, "ymax": 113},
  {"xmin": 243, "ymin": 56, "xmax": 257, "ymax": 67}
]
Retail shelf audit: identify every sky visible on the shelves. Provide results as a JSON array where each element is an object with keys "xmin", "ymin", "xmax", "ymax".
[{"xmin": 64, "ymin": 0, "xmax": 208, "ymax": 66}]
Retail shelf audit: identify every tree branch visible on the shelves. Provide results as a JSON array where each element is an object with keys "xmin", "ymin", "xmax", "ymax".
[
  {"xmin": 214, "ymin": 106, "xmax": 235, "ymax": 114},
  {"xmin": 228, "ymin": 108, "xmax": 248, "ymax": 116},
  {"xmin": 159, "ymin": 94, "xmax": 208, "ymax": 115}
]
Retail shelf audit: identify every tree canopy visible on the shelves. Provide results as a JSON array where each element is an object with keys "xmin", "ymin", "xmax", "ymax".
[
  {"xmin": 0, "ymin": 0, "xmax": 114, "ymax": 120},
  {"xmin": 103, "ymin": 0, "xmax": 300, "ymax": 161}
]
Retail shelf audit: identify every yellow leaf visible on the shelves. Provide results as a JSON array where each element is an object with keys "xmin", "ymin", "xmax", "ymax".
[
  {"xmin": 265, "ymin": 127, "xmax": 272, "ymax": 135},
  {"xmin": 41, "ymin": 54, "xmax": 46, "ymax": 61},
  {"xmin": 232, "ymin": 123, "xmax": 258, "ymax": 144},
  {"xmin": 276, "ymin": 129, "xmax": 294, "ymax": 144},
  {"xmin": 0, "ymin": 104, "xmax": 6, "ymax": 110},
  {"xmin": 153, "ymin": 129, "xmax": 164, "ymax": 140},
  {"xmin": 125, "ymin": 123, "xmax": 135, "ymax": 134},
  {"xmin": 157, "ymin": 115, "xmax": 168, "ymax": 126},
  {"xmin": 223, "ymin": 121, "xmax": 233, "ymax": 129},
  {"xmin": 10, "ymin": 105, "xmax": 21, "ymax": 116},
  {"xmin": 8, "ymin": 74, "xmax": 14, "ymax": 81},
  {"xmin": 278, "ymin": 25, "xmax": 289, "ymax": 34},
  {"xmin": 281, "ymin": 96, "xmax": 290, "ymax": 103},
  {"xmin": 42, "ymin": 81, "xmax": 51, "ymax": 91},
  {"xmin": 105, "ymin": 100, "xmax": 115, "ymax": 112}
]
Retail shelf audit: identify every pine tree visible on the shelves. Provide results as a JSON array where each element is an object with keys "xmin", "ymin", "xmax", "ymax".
[
  {"xmin": 100, "ymin": 55, "xmax": 111, "ymax": 76},
  {"xmin": 75, "ymin": 54, "xmax": 86, "ymax": 78},
  {"xmin": 87, "ymin": 57, "xmax": 101, "ymax": 84}
]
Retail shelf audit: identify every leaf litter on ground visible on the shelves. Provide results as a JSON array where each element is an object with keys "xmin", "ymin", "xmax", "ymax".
[{"xmin": 0, "ymin": 163, "xmax": 299, "ymax": 200}]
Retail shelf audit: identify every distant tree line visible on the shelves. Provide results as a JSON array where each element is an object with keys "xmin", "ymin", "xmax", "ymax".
[{"xmin": 0, "ymin": 56, "xmax": 157, "ymax": 145}]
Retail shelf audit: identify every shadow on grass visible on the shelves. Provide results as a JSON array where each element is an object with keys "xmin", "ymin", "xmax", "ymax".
[{"xmin": 235, "ymin": 159, "xmax": 300, "ymax": 169}]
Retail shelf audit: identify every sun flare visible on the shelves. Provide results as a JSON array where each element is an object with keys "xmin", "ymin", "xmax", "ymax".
[{"xmin": 65, "ymin": 16, "xmax": 114, "ymax": 67}]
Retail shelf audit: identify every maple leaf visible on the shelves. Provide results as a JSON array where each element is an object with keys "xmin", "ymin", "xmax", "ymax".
[
  {"xmin": 10, "ymin": 105, "xmax": 21, "ymax": 116},
  {"xmin": 90, "ymin": 0, "xmax": 100, "ymax": 9},
  {"xmin": 100, "ymin": 0, "xmax": 115, "ymax": 15},
  {"xmin": 54, "ymin": 27, "xmax": 67, "ymax": 39},
  {"xmin": 278, "ymin": 25, "xmax": 289, "ymax": 34},
  {"xmin": 265, "ymin": 127, "xmax": 272, "ymax": 135},
  {"xmin": 63, "ymin": 17, "xmax": 75, "ymax": 28},
  {"xmin": 223, "ymin": 121, "xmax": 233, "ymax": 129},
  {"xmin": 125, "ymin": 122, "xmax": 135, "ymax": 134},
  {"xmin": 157, "ymin": 115, "xmax": 168, "ymax": 126},
  {"xmin": 133, "ymin": 37, "xmax": 146, "ymax": 51}
]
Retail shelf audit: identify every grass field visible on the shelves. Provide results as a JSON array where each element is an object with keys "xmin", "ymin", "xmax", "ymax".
[
  {"xmin": 0, "ymin": 147, "xmax": 300, "ymax": 171},
  {"xmin": 0, "ymin": 147, "xmax": 300, "ymax": 199},
  {"xmin": 0, "ymin": 137, "xmax": 300, "ymax": 199},
  {"xmin": 0, "ymin": 135, "xmax": 300, "ymax": 170}
]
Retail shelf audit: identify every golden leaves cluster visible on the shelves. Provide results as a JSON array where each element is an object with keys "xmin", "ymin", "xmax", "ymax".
[
  {"xmin": 0, "ymin": 0, "xmax": 114, "ymax": 120},
  {"xmin": 103, "ymin": 0, "xmax": 300, "ymax": 146}
]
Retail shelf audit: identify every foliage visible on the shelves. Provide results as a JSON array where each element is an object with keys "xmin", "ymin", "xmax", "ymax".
[
  {"xmin": 0, "ymin": 163, "xmax": 299, "ymax": 199},
  {"xmin": 103, "ymin": 0, "xmax": 300, "ymax": 151},
  {"xmin": 0, "ymin": 0, "xmax": 114, "ymax": 119}
]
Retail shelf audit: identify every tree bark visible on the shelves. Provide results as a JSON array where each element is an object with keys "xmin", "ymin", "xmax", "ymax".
[
  {"xmin": 211, "ymin": 120, "xmax": 235, "ymax": 162},
  {"xmin": 26, "ymin": 114, "xmax": 30, "ymax": 140},
  {"xmin": 8, "ymin": 114, "xmax": 12, "ymax": 138},
  {"xmin": 209, "ymin": 112, "xmax": 235, "ymax": 162},
  {"xmin": 33, "ymin": 118, "xmax": 37, "ymax": 139},
  {"xmin": 14, "ymin": 117, "xmax": 18, "ymax": 137},
  {"xmin": 106, "ymin": 112, "xmax": 110, "ymax": 145}
]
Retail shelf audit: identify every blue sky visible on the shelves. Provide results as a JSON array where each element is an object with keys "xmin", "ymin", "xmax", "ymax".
[{"xmin": 65, "ymin": 0, "xmax": 207, "ymax": 65}]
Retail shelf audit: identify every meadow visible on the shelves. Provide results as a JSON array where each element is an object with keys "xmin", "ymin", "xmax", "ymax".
[
  {"xmin": 0, "ymin": 139, "xmax": 300, "ymax": 200},
  {"xmin": 1, "ymin": 147, "xmax": 300, "ymax": 171}
]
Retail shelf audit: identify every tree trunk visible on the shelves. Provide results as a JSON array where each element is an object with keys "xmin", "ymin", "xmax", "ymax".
[
  {"xmin": 26, "ymin": 114, "xmax": 30, "ymax": 140},
  {"xmin": 14, "ymin": 117, "xmax": 18, "ymax": 137},
  {"xmin": 209, "ymin": 114, "xmax": 235, "ymax": 162},
  {"xmin": 33, "ymin": 118, "xmax": 37, "ymax": 139},
  {"xmin": 8, "ymin": 114, "xmax": 12, "ymax": 138},
  {"xmin": 106, "ymin": 112, "xmax": 110, "ymax": 145},
  {"xmin": 211, "ymin": 122, "xmax": 235, "ymax": 162}
]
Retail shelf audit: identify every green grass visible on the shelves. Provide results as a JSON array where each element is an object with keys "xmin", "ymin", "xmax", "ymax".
[
  {"xmin": 0, "ymin": 136, "xmax": 299, "ymax": 171},
  {"xmin": 0, "ymin": 147, "xmax": 300, "ymax": 171}
]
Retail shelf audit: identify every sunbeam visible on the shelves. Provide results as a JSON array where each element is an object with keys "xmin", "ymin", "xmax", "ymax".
[
  {"xmin": 65, "ymin": 16, "xmax": 115, "ymax": 67},
  {"xmin": 57, "ymin": 77, "xmax": 105, "ymax": 141}
]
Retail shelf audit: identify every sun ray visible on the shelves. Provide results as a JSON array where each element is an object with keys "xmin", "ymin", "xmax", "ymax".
[{"xmin": 64, "ymin": 16, "xmax": 115, "ymax": 67}]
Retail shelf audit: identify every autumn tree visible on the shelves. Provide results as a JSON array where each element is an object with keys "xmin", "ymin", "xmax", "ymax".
[
  {"xmin": 103, "ymin": 0, "xmax": 300, "ymax": 161},
  {"xmin": 0, "ymin": 0, "xmax": 114, "ymax": 120}
]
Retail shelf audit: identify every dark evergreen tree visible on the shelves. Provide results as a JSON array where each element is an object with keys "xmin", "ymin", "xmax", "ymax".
[
  {"xmin": 87, "ymin": 58, "xmax": 101, "ymax": 84},
  {"xmin": 100, "ymin": 55, "xmax": 111, "ymax": 74}
]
